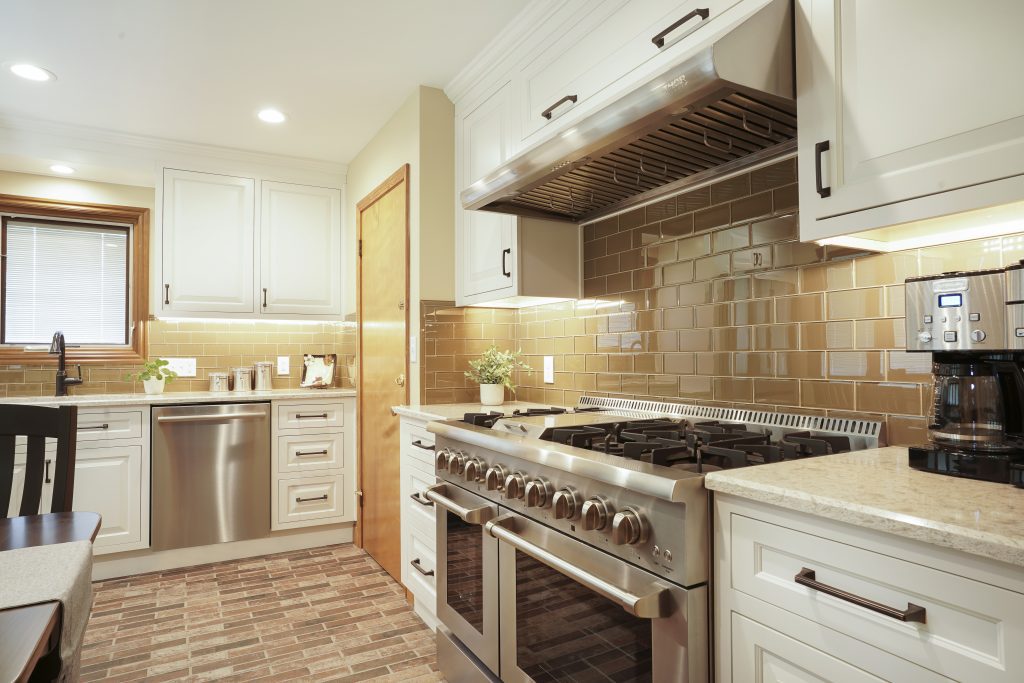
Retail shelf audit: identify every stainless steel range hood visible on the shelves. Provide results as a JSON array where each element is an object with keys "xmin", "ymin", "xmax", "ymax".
[{"xmin": 461, "ymin": 0, "xmax": 795, "ymax": 224}]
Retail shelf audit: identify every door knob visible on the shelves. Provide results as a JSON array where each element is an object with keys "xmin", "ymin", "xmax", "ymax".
[{"xmin": 395, "ymin": 374, "xmax": 406, "ymax": 386}]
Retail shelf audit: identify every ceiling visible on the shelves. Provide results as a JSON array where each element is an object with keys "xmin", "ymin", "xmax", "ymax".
[{"xmin": 0, "ymin": 0, "xmax": 529, "ymax": 165}]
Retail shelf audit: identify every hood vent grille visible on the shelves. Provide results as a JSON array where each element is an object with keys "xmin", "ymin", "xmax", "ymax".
[{"xmin": 507, "ymin": 92, "xmax": 796, "ymax": 221}]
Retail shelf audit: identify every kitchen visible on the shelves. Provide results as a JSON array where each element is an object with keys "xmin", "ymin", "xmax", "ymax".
[{"xmin": 0, "ymin": 0, "xmax": 1022, "ymax": 681}]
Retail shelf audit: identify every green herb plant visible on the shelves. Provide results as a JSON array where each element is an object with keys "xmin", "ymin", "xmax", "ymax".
[
  {"xmin": 465, "ymin": 346, "xmax": 529, "ymax": 394},
  {"xmin": 126, "ymin": 358, "xmax": 178, "ymax": 383}
]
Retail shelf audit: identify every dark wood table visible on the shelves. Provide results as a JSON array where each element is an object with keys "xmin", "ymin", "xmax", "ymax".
[{"xmin": 0, "ymin": 512, "xmax": 101, "ymax": 683}]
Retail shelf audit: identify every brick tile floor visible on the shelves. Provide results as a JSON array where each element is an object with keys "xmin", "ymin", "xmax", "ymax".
[{"xmin": 81, "ymin": 544, "xmax": 443, "ymax": 681}]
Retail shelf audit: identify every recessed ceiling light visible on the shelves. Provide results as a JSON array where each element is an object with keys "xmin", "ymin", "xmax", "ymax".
[
  {"xmin": 49, "ymin": 164, "xmax": 74, "ymax": 174},
  {"xmin": 9, "ymin": 63, "xmax": 56, "ymax": 82},
  {"xmin": 257, "ymin": 108, "xmax": 286, "ymax": 124}
]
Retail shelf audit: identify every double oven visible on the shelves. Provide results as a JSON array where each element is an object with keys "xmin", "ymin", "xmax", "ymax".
[{"xmin": 425, "ymin": 424, "xmax": 709, "ymax": 682}]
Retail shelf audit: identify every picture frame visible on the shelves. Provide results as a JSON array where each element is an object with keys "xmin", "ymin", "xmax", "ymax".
[{"xmin": 301, "ymin": 353, "xmax": 337, "ymax": 388}]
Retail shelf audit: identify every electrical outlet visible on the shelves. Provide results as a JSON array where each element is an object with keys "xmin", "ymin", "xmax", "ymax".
[
  {"xmin": 543, "ymin": 356, "xmax": 554, "ymax": 384},
  {"xmin": 277, "ymin": 356, "xmax": 290, "ymax": 376},
  {"xmin": 161, "ymin": 357, "xmax": 196, "ymax": 377}
]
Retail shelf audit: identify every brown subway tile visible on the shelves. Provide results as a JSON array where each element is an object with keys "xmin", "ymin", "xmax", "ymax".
[
  {"xmin": 646, "ymin": 241, "xmax": 677, "ymax": 266},
  {"xmin": 664, "ymin": 352, "xmax": 695, "ymax": 374},
  {"xmin": 775, "ymin": 293, "xmax": 824, "ymax": 323},
  {"xmin": 713, "ymin": 326, "xmax": 753, "ymax": 351},
  {"xmin": 676, "ymin": 186, "xmax": 711, "ymax": 213},
  {"xmin": 857, "ymin": 382, "xmax": 923, "ymax": 415},
  {"xmin": 886, "ymin": 415, "xmax": 930, "ymax": 447},
  {"xmin": 801, "ymin": 260, "xmax": 855, "ymax": 293},
  {"xmin": 679, "ymin": 375, "xmax": 714, "ymax": 400},
  {"xmin": 594, "ymin": 254, "xmax": 620, "ymax": 276},
  {"xmin": 645, "ymin": 197, "xmax": 676, "ymax": 223},
  {"xmin": 677, "ymin": 234, "xmax": 712, "ymax": 260},
  {"xmin": 661, "ymin": 214, "xmax": 693, "ymax": 238},
  {"xmin": 596, "ymin": 373, "xmax": 621, "ymax": 392},
  {"xmin": 573, "ymin": 373, "xmax": 597, "ymax": 391},
  {"xmin": 633, "ymin": 268, "xmax": 658, "ymax": 290},
  {"xmin": 801, "ymin": 380, "xmax": 855, "ymax": 410},
  {"xmin": 751, "ymin": 269, "xmax": 799, "ymax": 298},
  {"xmin": 606, "ymin": 272, "xmax": 632, "ymax": 293},
  {"xmin": 855, "ymin": 252, "xmax": 919, "ymax": 288},
  {"xmin": 584, "ymin": 239, "xmax": 607, "ymax": 260},
  {"xmin": 606, "ymin": 230, "xmax": 632, "ymax": 255},
  {"xmin": 693, "ymin": 204, "xmax": 731, "ymax": 233},
  {"xmin": 854, "ymin": 318, "xmax": 906, "ymax": 349},
  {"xmin": 886, "ymin": 285, "xmax": 906, "ymax": 317},
  {"xmin": 664, "ymin": 306, "xmax": 695, "ymax": 330},
  {"xmin": 733, "ymin": 352, "xmax": 775, "ymax": 377},
  {"xmin": 715, "ymin": 377, "xmax": 753, "ymax": 402},
  {"xmin": 695, "ymin": 253, "xmax": 731, "ymax": 281},
  {"xmin": 754, "ymin": 324, "xmax": 799, "ymax": 350},
  {"xmin": 777, "ymin": 351, "xmax": 826, "ymax": 379},
  {"xmin": 663, "ymin": 260, "xmax": 694, "ymax": 284},
  {"xmin": 583, "ymin": 277, "xmax": 606, "ymax": 297},
  {"xmin": 750, "ymin": 213, "xmax": 799, "ymax": 245},
  {"xmin": 774, "ymin": 241, "xmax": 824, "ymax": 268},
  {"xmin": 773, "ymin": 183, "xmax": 799, "ymax": 212},
  {"xmin": 828, "ymin": 351, "xmax": 885, "ymax": 381},
  {"xmin": 732, "ymin": 246, "xmax": 772, "ymax": 273},
  {"xmin": 583, "ymin": 223, "xmax": 598, "ymax": 242},
  {"xmin": 754, "ymin": 378, "xmax": 800, "ymax": 405},
  {"xmin": 695, "ymin": 304, "xmax": 732, "ymax": 328},
  {"xmin": 619, "ymin": 248, "xmax": 643, "ymax": 271},
  {"xmin": 801, "ymin": 321, "xmax": 854, "ymax": 350},
  {"xmin": 713, "ymin": 276, "xmax": 752, "ymax": 302},
  {"xmin": 678, "ymin": 328, "xmax": 713, "ymax": 352},
  {"xmin": 919, "ymin": 238, "xmax": 1001, "ymax": 277},
  {"xmin": 574, "ymin": 335, "xmax": 597, "ymax": 353},
  {"xmin": 649, "ymin": 374, "xmax": 680, "ymax": 397},
  {"xmin": 565, "ymin": 354, "xmax": 586, "ymax": 372},
  {"xmin": 653, "ymin": 285, "xmax": 679, "ymax": 308},
  {"xmin": 678, "ymin": 282, "xmax": 711, "ymax": 306},
  {"xmin": 711, "ymin": 175, "xmax": 750, "ymax": 204},
  {"xmin": 608, "ymin": 354, "xmax": 633, "ymax": 372},
  {"xmin": 620, "ymin": 374, "xmax": 648, "ymax": 395},
  {"xmin": 750, "ymin": 158, "xmax": 797, "ymax": 193},
  {"xmin": 733, "ymin": 299, "xmax": 773, "ymax": 325},
  {"xmin": 633, "ymin": 353, "xmax": 664, "ymax": 373},
  {"xmin": 594, "ymin": 216, "xmax": 619, "ymax": 238},
  {"xmin": 827, "ymin": 288, "xmax": 885, "ymax": 320},
  {"xmin": 632, "ymin": 224, "xmax": 661, "ymax": 248},
  {"xmin": 712, "ymin": 226, "xmax": 751, "ymax": 253},
  {"xmin": 619, "ymin": 208, "xmax": 646, "ymax": 231},
  {"xmin": 635, "ymin": 309, "xmax": 662, "ymax": 331},
  {"xmin": 730, "ymin": 191, "xmax": 773, "ymax": 223},
  {"xmin": 596, "ymin": 333, "xmax": 621, "ymax": 353},
  {"xmin": 886, "ymin": 350, "xmax": 932, "ymax": 382},
  {"xmin": 696, "ymin": 352, "xmax": 733, "ymax": 375}
]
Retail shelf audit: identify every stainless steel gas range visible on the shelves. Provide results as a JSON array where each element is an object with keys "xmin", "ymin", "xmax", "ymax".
[{"xmin": 426, "ymin": 397, "xmax": 882, "ymax": 682}]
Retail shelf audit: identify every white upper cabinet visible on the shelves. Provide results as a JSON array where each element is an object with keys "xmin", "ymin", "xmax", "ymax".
[
  {"xmin": 162, "ymin": 169, "xmax": 256, "ymax": 314},
  {"xmin": 797, "ymin": 0, "xmax": 1024, "ymax": 242},
  {"xmin": 160, "ymin": 168, "xmax": 344, "ymax": 319},
  {"xmin": 259, "ymin": 182, "xmax": 343, "ymax": 316}
]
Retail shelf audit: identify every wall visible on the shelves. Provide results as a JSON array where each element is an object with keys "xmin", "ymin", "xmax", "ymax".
[
  {"xmin": 0, "ymin": 169, "xmax": 154, "ymax": 210},
  {"xmin": 422, "ymin": 156, "xmax": 1024, "ymax": 446}
]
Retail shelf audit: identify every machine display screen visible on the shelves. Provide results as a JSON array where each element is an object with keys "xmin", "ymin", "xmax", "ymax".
[{"xmin": 938, "ymin": 293, "xmax": 963, "ymax": 308}]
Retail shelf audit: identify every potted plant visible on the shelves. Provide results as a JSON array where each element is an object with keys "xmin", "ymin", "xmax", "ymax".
[
  {"xmin": 127, "ymin": 359, "xmax": 178, "ymax": 395},
  {"xmin": 465, "ymin": 346, "xmax": 528, "ymax": 406}
]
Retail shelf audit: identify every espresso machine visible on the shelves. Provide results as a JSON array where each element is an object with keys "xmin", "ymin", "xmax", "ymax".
[{"xmin": 905, "ymin": 264, "xmax": 1024, "ymax": 486}]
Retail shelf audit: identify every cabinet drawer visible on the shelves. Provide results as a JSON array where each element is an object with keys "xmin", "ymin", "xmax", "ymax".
[
  {"xmin": 404, "ymin": 524, "xmax": 437, "ymax": 608},
  {"xmin": 277, "ymin": 475, "xmax": 345, "ymax": 525},
  {"xmin": 277, "ymin": 432, "xmax": 344, "ymax": 473},
  {"xmin": 402, "ymin": 428, "xmax": 436, "ymax": 473},
  {"xmin": 77, "ymin": 409, "xmax": 143, "ymax": 441},
  {"xmin": 404, "ymin": 465, "xmax": 437, "ymax": 536},
  {"xmin": 277, "ymin": 402, "xmax": 343, "ymax": 431},
  {"xmin": 730, "ymin": 513, "xmax": 1024, "ymax": 681}
]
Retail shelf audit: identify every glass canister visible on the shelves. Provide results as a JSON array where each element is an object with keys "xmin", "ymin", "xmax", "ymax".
[{"xmin": 929, "ymin": 361, "xmax": 1010, "ymax": 451}]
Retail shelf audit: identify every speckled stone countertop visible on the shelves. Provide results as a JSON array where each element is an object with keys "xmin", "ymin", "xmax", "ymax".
[
  {"xmin": 705, "ymin": 446, "xmax": 1024, "ymax": 568},
  {"xmin": 393, "ymin": 401, "xmax": 564, "ymax": 422},
  {"xmin": 0, "ymin": 388, "xmax": 356, "ymax": 408}
]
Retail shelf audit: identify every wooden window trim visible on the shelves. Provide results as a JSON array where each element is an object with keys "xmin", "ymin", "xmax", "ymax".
[{"xmin": 0, "ymin": 193, "xmax": 149, "ymax": 365}]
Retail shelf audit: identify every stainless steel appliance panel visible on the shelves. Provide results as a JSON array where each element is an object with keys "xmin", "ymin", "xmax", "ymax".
[
  {"xmin": 490, "ymin": 511, "xmax": 707, "ymax": 682},
  {"xmin": 152, "ymin": 403, "xmax": 271, "ymax": 550},
  {"xmin": 436, "ymin": 627, "xmax": 500, "ymax": 683},
  {"xmin": 905, "ymin": 271, "xmax": 1006, "ymax": 351}
]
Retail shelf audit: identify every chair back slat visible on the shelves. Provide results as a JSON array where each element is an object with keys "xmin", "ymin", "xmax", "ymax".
[
  {"xmin": 0, "ymin": 434, "xmax": 13, "ymax": 516},
  {"xmin": 20, "ymin": 435, "xmax": 46, "ymax": 516},
  {"xmin": 0, "ymin": 405, "xmax": 78, "ymax": 518}
]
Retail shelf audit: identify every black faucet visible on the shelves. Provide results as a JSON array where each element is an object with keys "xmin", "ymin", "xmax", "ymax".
[{"xmin": 48, "ymin": 331, "xmax": 83, "ymax": 397}]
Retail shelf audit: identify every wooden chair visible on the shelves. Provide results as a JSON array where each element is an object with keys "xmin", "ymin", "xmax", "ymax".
[{"xmin": 0, "ymin": 404, "xmax": 78, "ymax": 518}]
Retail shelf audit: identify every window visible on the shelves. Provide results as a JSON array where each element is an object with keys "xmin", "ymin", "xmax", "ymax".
[
  {"xmin": 2, "ymin": 218, "xmax": 130, "ymax": 345},
  {"xmin": 0, "ymin": 194, "xmax": 149, "ymax": 363}
]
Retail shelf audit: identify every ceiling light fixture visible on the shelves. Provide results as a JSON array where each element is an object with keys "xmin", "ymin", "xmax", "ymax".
[
  {"xmin": 9, "ymin": 63, "xmax": 56, "ymax": 82},
  {"xmin": 49, "ymin": 164, "xmax": 74, "ymax": 175},
  {"xmin": 257, "ymin": 108, "xmax": 286, "ymax": 124}
]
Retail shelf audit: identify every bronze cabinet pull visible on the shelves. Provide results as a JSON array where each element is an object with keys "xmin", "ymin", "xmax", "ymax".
[
  {"xmin": 294, "ymin": 449, "xmax": 329, "ymax": 457},
  {"xmin": 410, "ymin": 558, "xmax": 434, "ymax": 577},
  {"xmin": 541, "ymin": 94, "xmax": 578, "ymax": 120},
  {"xmin": 295, "ymin": 494, "xmax": 329, "ymax": 503},
  {"xmin": 502, "ymin": 248, "xmax": 512, "ymax": 277},
  {"xmin": 78, "ymin": 423, "xmax": 109, "ymax": 431},
  {"xmin": 815, "ymin": 140, "xmax": 832, "ymax": 198},
  {"xmin": 44, "ymin": 458, "xmax": 52, "ymax": 484},
  {"xmin": 295, "ymin": 413, "xmax": 328, "ymax": 420},
  {"xmin": 409, "ymin": 491, "xmax": 434, "ymax": 506},
  {"xmin": 164, "ymin": 283, "xmax": 170, "ymax": 305},
  {"xmin": 652, "ymin": 8, "xmax": 709, "ymax": 48},
  {"xmin": 411, "ymin": 439, "xmax": 435, "ymax": 451},
  {"xmin": 795, "ymin": 567, "xmax": 926, "ymax": 623},
  {"xmin": 262, "ymin": 287, "xmax": 268, "ymax": 308}
]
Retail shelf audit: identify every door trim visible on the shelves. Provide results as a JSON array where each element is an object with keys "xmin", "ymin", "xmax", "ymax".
[{"xmin": 355, "ymin": 164, "xmax": 410, "ymax": 548}]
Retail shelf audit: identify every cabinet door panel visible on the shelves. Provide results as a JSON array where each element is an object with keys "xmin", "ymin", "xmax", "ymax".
[
  {"xmin": 73, "ymin": 445, "xmax": 143, "ymax": 553},
  {"xmin": 162, "ymin": 169, "xmax": 255, "ymax": 313},
  {"xmin": 798, "ymin": 0, "xmax": 1024, "ymax": 226},
  {"xmin": 260, "ymin": 182, "xmax": 343, "ymax": 316}
]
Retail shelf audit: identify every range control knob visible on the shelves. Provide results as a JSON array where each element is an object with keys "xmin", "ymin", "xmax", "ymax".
[
  {"xmin": 611, "ymin": 507, "xmax": 649, "ymax": 546},
  {"xmin": 918, "ymin": 331, "xmax": 933, "ymax": 343},
  {"xmin": 464, "ymin": 457, "xmax": 486, "ymax": 482},
  {"xmin": 551, "ymin": 488, "xmax": 580, "ymax": 520},
  {"xmin": 435, "ymin": 448, "xmax": 451, "ymax": 471},
  {"xmin": 484, "ymin": 464, "xmax": 509, "ymax": 491},
  {"xmin": 447, "ymin": 451, "xmax": 466, "ymax": 475},
  {"xmin": 971, "ymin": 329, "xmax": 987, "ymax": 342},
  {"xmin": 580, "ymin": 498, "xmax": 610, "ymax": 531},
  {"xmin": 503, "ymin": 472, "xmax": 526, "ymax": 500},
  {"xmin": 524, "ymin": 479, "xmax": 552, "ymax": 508}
]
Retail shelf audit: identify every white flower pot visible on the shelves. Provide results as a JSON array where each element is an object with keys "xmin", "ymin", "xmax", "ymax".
[
  {"xmin": 479, "ymin": 383, "xmax": 504, "ymax": 406},
  {"xmin": 143, "ymin": 377, "xmax": 166, "ymax": 395}
]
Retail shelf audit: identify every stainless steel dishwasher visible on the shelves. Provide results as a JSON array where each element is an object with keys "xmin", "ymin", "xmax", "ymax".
[{"xmin": 151, "ymin": 402, "xmax": 270, "ymax": 550}]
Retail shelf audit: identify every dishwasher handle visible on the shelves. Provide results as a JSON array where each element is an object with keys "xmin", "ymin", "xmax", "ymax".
[{"xmin": 156, "ymin": 411, "xmax": 268, "ymax": 424}]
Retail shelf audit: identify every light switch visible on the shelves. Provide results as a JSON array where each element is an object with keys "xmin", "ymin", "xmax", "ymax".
[
  {"xmin": 543, "ymin": 356, "xmax": 554, "ymax": 384},
  {"xmin": 160, "ymin": 358, "xmax": 196, "ymax": 377},
  {"xmin": 277, "ymin": 356, "xmax": 290, "ymax": 375}
]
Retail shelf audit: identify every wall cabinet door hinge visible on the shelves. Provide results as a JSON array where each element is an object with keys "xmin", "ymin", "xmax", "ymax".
[{"xmin": 358, "ymin": 239, "xmax": 362, "ymax": 257}]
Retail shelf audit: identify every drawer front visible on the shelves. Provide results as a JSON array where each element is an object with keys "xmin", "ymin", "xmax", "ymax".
[
  {"xmin": 404, "ymin": 465, "xmax": 437, "ymax": 537},
  {"xmin": 277, "ymin": 402, "xmax": 343, "ymax": 431},
  {"xmin": 730, "ymin": 513, "xmax": 1024, "ymax": 681},
  {"xmin": 77, "ymin": 409, "xmax": 143, "ymax": 441},
  {"xmin": 277, "ymin": 475, "xmax": 344, "ymax": 525},
  {"xmin": 404, "ymin": 524, "xmax": 437, "ymax": 608},
  {"xmin": 401, "ymin": 422, "xmax": 436, "ymax": 471},
  {"xmin": 277, "ymin": 432, "xmax": 344, "ymax": 473}
]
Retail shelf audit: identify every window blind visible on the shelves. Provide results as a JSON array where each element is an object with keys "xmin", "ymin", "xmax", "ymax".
[{"xmin": 3, "ymin": 219, "xmax": 129, "ymax": 345}]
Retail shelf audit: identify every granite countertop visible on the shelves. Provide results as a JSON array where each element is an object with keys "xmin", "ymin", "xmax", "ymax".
[
  {"xmin": 393, "ymin": 401, "xmax": 565, "ymax": 422},
  {"xmin": 0, "ymin": 388, "xmax": 356, "ymax": 408},
  {"xmin": 705, "ymin": 446, "xmax": 1024, "ymax": 568}
]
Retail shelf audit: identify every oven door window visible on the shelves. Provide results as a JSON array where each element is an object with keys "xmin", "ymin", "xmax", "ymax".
[
  {"xmin": 446, "ymin": 510, "xmax": 485, "ymax": 633},
  {"xmin": 514, "ymin": 549, "xmax": 653, "ymax": 681}
]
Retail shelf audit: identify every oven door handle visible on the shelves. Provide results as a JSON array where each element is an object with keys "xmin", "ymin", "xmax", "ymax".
[
  {"xmin": 486, "ymin": 514, "xmax": 670, "ymax": 618},
  {"xmin": 425, "ymin": 484, "xmax": 495, "ymax": 525}
]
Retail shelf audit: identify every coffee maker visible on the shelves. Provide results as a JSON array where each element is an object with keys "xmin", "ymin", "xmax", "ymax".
[{"xmin": 905, "ymin": 264, "xmax": 1024, "ymax": 486}]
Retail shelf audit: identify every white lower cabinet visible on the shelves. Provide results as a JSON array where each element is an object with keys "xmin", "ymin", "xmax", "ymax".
[
  {"xmin": 715, "ymin": 494, "xmax": 1024, "ymax": 682},
  {"xmin": 74, "ymin": 444, "xmax": 146, "ymax": 553},
  {"xmin": 398, "ymin": 415, "xmax": 440, "ymax": 629},
  {"xmin": 271, "ymin": 397, "xmax": 355, "ymax": 530}
]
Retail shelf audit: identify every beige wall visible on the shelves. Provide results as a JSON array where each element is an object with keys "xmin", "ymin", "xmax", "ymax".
[{"xmin": 0, "ymin": 170, "xmax": 154, "ymax": 210}]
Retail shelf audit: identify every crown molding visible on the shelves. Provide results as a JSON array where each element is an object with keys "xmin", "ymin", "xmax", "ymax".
[
  {"xmin": 444, "ymin": 0, "xmax": 569, "ymax": 105},
  {"xmin": 0, "ymin": 114, "xmax": 347, "ymax": 180}
]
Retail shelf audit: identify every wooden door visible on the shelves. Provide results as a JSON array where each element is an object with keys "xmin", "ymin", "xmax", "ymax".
[
  {"xmin": 356, "ymin": 165, "xmax": 409, "ymax": 582},
  {"xmin": 259, "ymin": 181, "xmax": 343, "ymax": 317},
  {"xmin": 162, "ymin": 169, "xmax": 255, "ymax": 313}
]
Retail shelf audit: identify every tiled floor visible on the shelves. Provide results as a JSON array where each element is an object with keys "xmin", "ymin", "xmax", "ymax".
[{"xmin": 81, "ymin": 544, "xmax": 443, "ymax": 681}]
